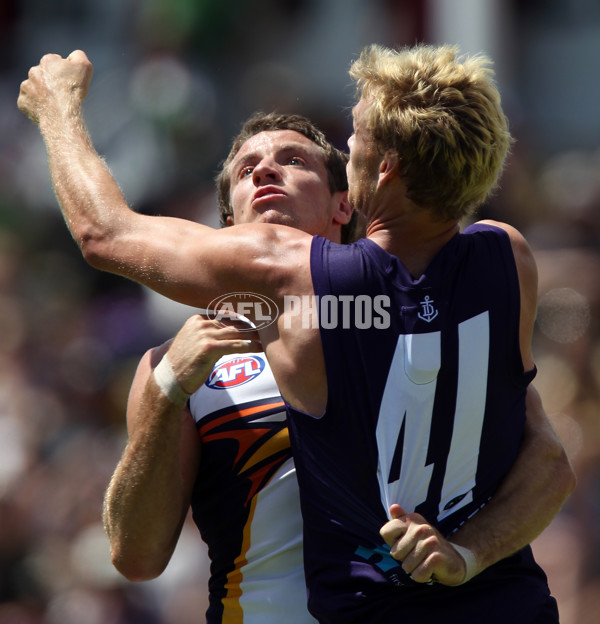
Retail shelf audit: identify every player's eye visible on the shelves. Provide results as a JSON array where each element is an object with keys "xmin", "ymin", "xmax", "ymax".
[
  {"xmin": 287, "ymin": 156, "xmax": 304, "ymax": 166},
  {"xmin": 239, "ymin": 166, "xmax": 254, "ymax": 178}
]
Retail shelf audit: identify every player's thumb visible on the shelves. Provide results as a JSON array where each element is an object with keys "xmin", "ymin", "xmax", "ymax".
[{"xmin": 389, "ymin": 503, "xmax": 408, "ymax": 519}]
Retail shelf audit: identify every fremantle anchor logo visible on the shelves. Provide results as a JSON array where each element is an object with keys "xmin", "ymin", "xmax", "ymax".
[{"xmin": 417, "ymin": 296, "xmax": 438, "ymax": 323}]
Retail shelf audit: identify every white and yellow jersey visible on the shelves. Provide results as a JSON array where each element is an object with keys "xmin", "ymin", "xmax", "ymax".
[{"xmin": 189, "ymin": 353, "xmax": 316, "ymax": 624}]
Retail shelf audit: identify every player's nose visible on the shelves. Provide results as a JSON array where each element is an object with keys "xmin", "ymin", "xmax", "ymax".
[{"xmin": 252, "ymin": 158, "xmax": 282, "ymax": 185}]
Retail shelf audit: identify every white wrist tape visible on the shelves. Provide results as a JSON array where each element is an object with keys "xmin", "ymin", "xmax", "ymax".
[
  {"xmin": 153, "ymin": 356, "xmax": 190, "ymax": 407},
  {"xmin": 450, "ymin": 543, "xmax": 478, "ymax": 584}
]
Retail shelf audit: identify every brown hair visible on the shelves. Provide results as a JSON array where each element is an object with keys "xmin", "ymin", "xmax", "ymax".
[{"xmin": 216, "ymin": 112, "xmax": 360, "ymax": 243}]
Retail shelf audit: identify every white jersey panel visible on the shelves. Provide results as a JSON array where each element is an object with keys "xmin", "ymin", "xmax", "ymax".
[
  {"xmin": 438, "ymin": 312, "xmax": 489, "ymax": 520},
  {"xmin": 189, "ymin": 352, "xmax": 316, "ymax": 623},
  {"xmin": 376, "ymin": 332, "xmax": 439, "ymax": 516},
  {"xmin": 238, "ymin": 457, "xmax": 316, "ymax": 623}
]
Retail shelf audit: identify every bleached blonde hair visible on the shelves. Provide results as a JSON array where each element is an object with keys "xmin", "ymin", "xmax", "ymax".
[{"xmin": 349, "ymin": 43, "xmax": 513, "ymax": 221}]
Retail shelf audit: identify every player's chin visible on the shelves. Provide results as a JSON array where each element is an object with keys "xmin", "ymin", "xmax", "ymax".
[{"xmin": 255, "ymin": 210, "xmax": 295, "ymax": 226}]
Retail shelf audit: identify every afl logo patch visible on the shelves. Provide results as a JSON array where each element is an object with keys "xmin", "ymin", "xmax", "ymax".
[{"xmin": 205, "ymin": 356, "xmax": 266, "ymax": 389}]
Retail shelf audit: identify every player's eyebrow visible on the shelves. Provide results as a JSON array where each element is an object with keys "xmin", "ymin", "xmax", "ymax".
[{"xmin": 232, "ymin": 143, "xmax": 315, "ymax": 172}]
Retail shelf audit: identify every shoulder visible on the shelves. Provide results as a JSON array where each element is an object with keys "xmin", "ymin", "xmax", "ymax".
[
  {"xmin": 471, "ymin": 219, "xmax": 536, "ymax": 280},
  {"xmin": 473, "ymin": 220, "xmax": 538, "ymax": 366},
  {"xmin": 311, "ymin": 236, "xmax": 372, "ymax": 263},
  {"xmin": 130, "ymin": 341, "xmax": 171, "ymax": 389},
  {"xmin": 311, "ymin": 237, "xmax": 376, "ymax": 284},
  {"xmin": 470, "ymin": 219, "xmax": 527, "ymax": 249}
]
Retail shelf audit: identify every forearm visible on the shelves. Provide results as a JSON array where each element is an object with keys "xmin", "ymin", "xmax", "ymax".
[
  {"xmin": 18, "ymin": 52, "xmax": 132, "ymax": 269},
  {"xmin": 19, "ymin": 52, "xmax": 254, "ymax": 309},
  {"xmin": 451, "ymin": 395, "xmax": 575, "ymax": 572},
  {"xmin": 103, "ymin": 378, "xmax": 191, "ymax": 581},
  {"xmin": 39, "ymin": 106, "xmax": 134, "ymax": 267},
  {"xmin": 40, "ymin": 110, "xmax": 227, "ymax": 306}
]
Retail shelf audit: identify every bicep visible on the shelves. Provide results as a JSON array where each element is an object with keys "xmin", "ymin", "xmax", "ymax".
[
  {"xmin": 100, "ymin": 215, "xmax": 233, "ymax": 309},
  {"xmin": 522, "ymin": 384, "xmax": 575, "ymax": 498},
  {"xmin": 523, "ymin": 385, "xmax": 558, "ymax": 449},
  {"xmin": 98, "ymin": 216, "xmax": 305, "ymax": 311},
  {"xmin": 523, "ymin": 385, "xmax": 567, "ymax": 463}
]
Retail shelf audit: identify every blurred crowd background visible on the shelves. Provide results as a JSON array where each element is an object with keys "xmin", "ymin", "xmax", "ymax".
[{"xmin": 1, "ymin": 1, "xmax": 599, "ymax": 622}]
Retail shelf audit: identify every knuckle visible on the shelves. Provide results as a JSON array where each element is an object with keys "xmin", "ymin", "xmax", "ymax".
[
  {"xmin": 202, "ymin": 337, "xmax": 221, "ymax": 351},
  {"xmin": 189, "ymin": 314, "xmax": 211, "ymax": 328},
  {"xmin": 413, "ymin": 524, "xmax": 432, "ymax": 540},
  {"xmin": 422, "ymin": 533, "xmax": 439, "ymax": 548},
  {"xmin": 427, "ymin": 550, "xmax": 444, "ymax": 567}
]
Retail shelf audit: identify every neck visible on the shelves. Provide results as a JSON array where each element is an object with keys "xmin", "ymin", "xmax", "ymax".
[{"xmin": 366, "ymin": 211, "xmax": 459, "ymax": 279}]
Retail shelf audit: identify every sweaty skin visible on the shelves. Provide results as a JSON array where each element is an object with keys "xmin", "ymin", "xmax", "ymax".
[{"xmin": 19, "ymin": 51, "xmax": 575, "ymax": 591}]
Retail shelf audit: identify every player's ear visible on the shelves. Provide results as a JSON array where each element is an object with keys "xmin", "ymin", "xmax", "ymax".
[
  {"xmin": 378, "ymin": 150, "xmax": 400, "ymax": 186},
  {"xmin": 331, "ymin": 191, "xmax": 352, "ymax": 226}
]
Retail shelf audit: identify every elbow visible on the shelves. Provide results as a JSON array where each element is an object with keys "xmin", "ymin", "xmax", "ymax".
[
  {"xmin": 78, "ymin": 229, "xmax": 118, "ymax": 271},
  {"xmin": 111, "ymin": 555, "xmax": 168, "ymax": 583},
  {"xmin": 109, "ymin": 544, "xmax": 170, "ymax": 583}
]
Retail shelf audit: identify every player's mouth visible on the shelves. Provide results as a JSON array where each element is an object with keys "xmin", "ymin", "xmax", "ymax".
[{"xmin": 252, "ymin": 186, "xmax": 287, "ymax": 207}]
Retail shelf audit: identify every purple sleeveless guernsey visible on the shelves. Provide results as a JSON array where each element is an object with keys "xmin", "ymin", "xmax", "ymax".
[{"xmin": 285, "ymin": 224, "xmax": 558, "ymax": 623}]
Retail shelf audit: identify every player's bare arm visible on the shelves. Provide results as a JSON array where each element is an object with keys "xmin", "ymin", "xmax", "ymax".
[
  {"xmin": 103, "ymin": 315, "xmax": 262, "ymax": 580},
  {"xmin": 17, "ymin": 50, "xmax": 310, "ymax": 310},
  {"xmin": 18, "ymin": 50, "xmax": 328, "ymax": 418},
  {"xmin": 448, "ymin": 384, "xmax": 574, "ymax": 569},
  {"xmin": 103, "ymin": 343, "xmax": 196, "ymax": 581}
]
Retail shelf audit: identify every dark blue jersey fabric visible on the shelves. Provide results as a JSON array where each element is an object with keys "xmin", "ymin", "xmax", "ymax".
[{"xmin": 286, "ymin": 224, "xmax": 557, "ymax": 623}]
